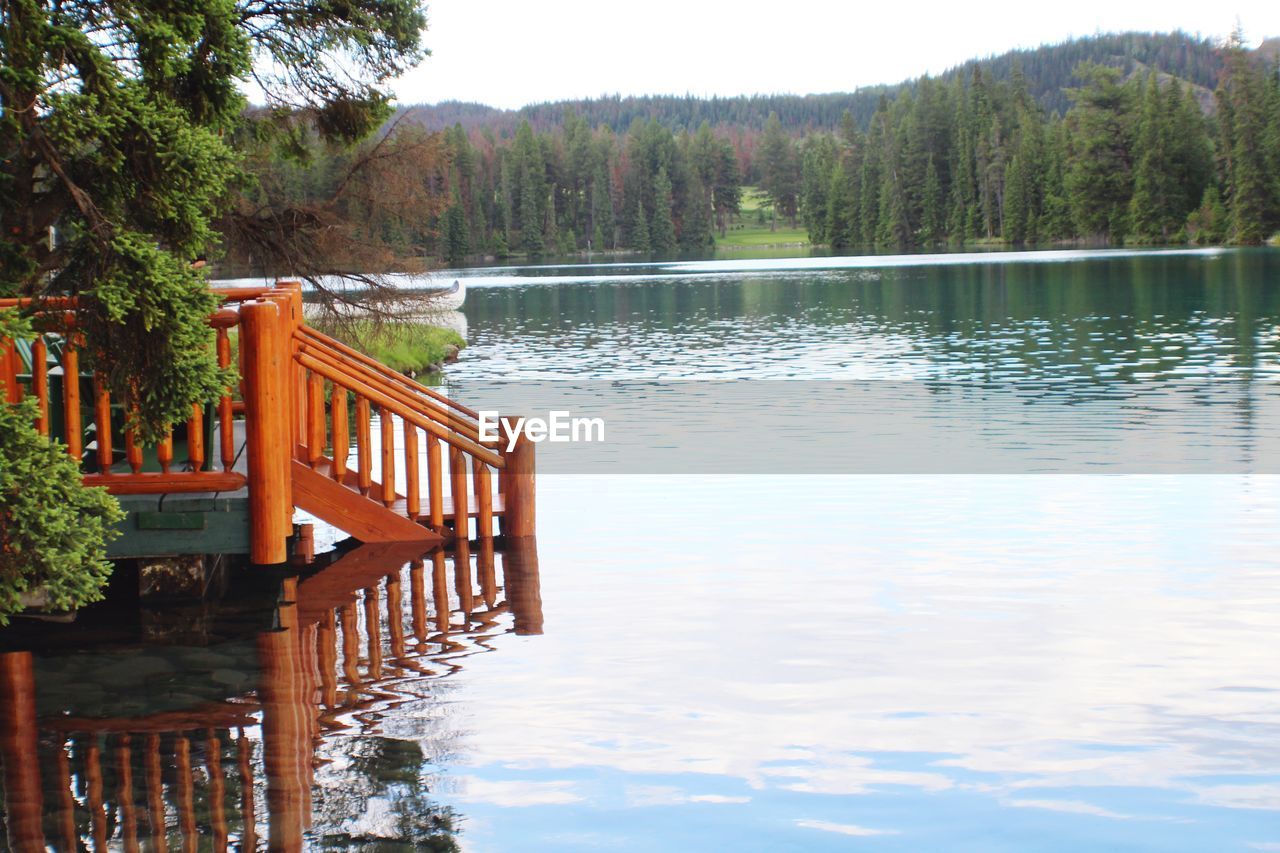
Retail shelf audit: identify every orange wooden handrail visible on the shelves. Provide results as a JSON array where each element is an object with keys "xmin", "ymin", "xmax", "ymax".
[
  {"xmin": 211, "ymin": 286, "xmax": 275, "ymax": 303},
  {"xmin": 296, "ymin": 350, "xmax": 504, "ymax": 469},
  {"xmin": 296, "ymin": 325, "xmax": 481, "ymax": 421},
  {"xmin": 295, "ymin": 337, "xmax": 485, "ymax": 442}
]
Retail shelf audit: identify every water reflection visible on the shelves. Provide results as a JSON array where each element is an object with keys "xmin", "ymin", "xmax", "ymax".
[
  {"xmin": 0, "ymin": 538, "xmax": 542, "ymax": 851},
  {"xmin": 452, "ymin": 250, "xmax": 1280, "ymax": 383}
]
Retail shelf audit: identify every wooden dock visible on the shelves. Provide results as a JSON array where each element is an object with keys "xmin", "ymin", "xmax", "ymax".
[{"xmin": 0, "ymin": 281, "xmax": 535, "ymax": 562}]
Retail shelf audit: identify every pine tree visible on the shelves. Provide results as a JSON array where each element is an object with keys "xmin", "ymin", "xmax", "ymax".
[
  {"xmin": 759, "ymin": 112, "xmax": 801, "ymax": 229},
  {"xmin": 514, "ymin": 122, "xmax": 546, "ymax": 254},
  {"xmin": 443, "ymin": 202, "xmax": 470, "ymax": 265},
  {"xmin": 921, "ymin": 156, "xmax": 946, "ymax": 246},
  {"xmin": 1065, "ymin": 63, "xmax": 1135, "ymax": 242},
  {"xmin": 590, "ymin": 168, "xmax": 616, "ymax": 250},
  {"xmin": 801, "ymin": 135, "xmax": 837, "ymax": 244},
  {"xmin": 650, "ymin": 167, "xmax": 677, "ymax": 254},
  {"xmin": 632, "ymin": 198, "xmax": 651, "ymax": 252},
  {"xmin": 1003, "ymin": 153, "xmax": 1029, "ymax": 244},
  {"xmin": 1217, "ymin": 30, "xmax": 1276, "ymax": 244},
  {"xmin": 826, "ymin": 162, "xmax": 852, "ymax": 252}
]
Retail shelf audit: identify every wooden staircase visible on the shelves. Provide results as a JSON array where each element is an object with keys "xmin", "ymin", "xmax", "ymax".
[{"xmin": 282, "ymin": 317, "xmax": 533, "ymax": 550}]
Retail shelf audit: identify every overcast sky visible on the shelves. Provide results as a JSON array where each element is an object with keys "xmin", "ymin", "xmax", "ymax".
[{"xmin": 389, "ymin": 1, "xmax": 1280, "ymax": 110}]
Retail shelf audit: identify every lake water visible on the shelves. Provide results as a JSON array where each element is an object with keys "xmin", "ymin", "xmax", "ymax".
[{"xmin": 6, "ymin": 248, "xmax": 1280, "ymax": 851}]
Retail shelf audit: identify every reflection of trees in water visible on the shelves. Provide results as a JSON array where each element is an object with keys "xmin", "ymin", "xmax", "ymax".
[
  {"xmin": 312, "ymin": 736, "xmax": 459, "ymax": 851},
  {"xmin": 461, "ymin": 253, "xmax": 1280, "ymax": 382}
]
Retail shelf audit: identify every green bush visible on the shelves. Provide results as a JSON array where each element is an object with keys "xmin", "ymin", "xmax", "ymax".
[{"xmin": 0, "ymin": 313, "xmax": 123, "ymax": 624}]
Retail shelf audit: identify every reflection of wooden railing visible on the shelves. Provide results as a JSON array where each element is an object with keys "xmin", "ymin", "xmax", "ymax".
[
  {"xmin": 0, "ymin": 537, "xmax": 541, "ymax": 851},
  {"xmin": 1, "ymin": 281, "xmax": 536, "ymax": 564}
]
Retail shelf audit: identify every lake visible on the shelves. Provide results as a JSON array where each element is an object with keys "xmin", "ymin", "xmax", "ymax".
[{"xmin": 6, "ymin": 248, "xmax": 1280, "ymax": 851}]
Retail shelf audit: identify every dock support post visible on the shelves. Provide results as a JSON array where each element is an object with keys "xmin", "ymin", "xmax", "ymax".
[
  {"xmin": 500, "ymin": 415, "xmax": 536, "ymax": 538},
  {"xmin": 242, "ymin": 300, "xmax": 291, "ymax": 565}
]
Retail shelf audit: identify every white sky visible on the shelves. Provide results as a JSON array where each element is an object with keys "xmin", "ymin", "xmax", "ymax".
[{"xmin": 391, "ymin": 0, "xmax": 1280, "ymax": 110}]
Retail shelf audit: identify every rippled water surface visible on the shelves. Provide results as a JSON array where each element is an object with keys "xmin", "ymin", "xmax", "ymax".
[
  {"xmin": 435, "ymin": 249, "xmax": 1280, "ymax": 850},
  {"xmin": 11, "ymin": 249, "xmax": 1280, "ymax": 851}
]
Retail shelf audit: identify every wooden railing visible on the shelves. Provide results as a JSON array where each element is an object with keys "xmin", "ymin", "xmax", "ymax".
[
  {"xmin": 1, "ymin": 281, "xmax": 536, "ymax": 565},
  {"xmin": 0, "ymin": 303, "xmax": 246, "ymax": 496}
]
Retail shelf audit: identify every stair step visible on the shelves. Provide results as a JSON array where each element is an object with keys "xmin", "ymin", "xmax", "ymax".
[
  {"xmin": 389, "ymin": 493, "xmax": 506, "ymax": 521},
  {"xmin": 291, "ymin": 461, "xmax": 440, "ymax": 544}
]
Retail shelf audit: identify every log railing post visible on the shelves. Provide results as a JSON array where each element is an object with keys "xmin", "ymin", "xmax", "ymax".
[
  {"xmin": 241, "ymin": 300, "xmax": 290, "ymax": 564},
  {"xmin": 0, "ymin": 337, "xmax": 20, "ymax": 404},
  {"xmin": 499, "ymin": 416, "xmax": 536, "ymax": 538},
  {"xmin": 31, "ymin": 337, "xmax": 48, "ymax": 435},
  {"xmin": 265, "ymin": 285, "xmax": 301, "ymax": 460},
  {"xmin": 62, "ymin": 338, "xmax": 82, "ymax": 460}
]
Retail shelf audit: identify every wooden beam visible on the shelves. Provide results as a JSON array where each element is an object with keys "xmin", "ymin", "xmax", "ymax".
[
  {"xmin": 84, "ymin": 471, "xmax": 247, "ymax": 494},
  {"xmin": 291, "ymin": 461, "xmax": 439, "ymax": 545}
]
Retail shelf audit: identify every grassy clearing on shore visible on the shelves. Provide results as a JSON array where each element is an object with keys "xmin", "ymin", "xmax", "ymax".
[
  {"xmin": 717, "ymin": 186, "xmax": 810, "ymax": 249},
  {"xmin": 329, "ymin": 322, "xmax": 465, "ymax": 375}
]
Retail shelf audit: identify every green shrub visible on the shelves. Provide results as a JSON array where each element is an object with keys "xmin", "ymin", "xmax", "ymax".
[{"xmin": 0, "ymin": 313, "xmax": 123, "ymax": 624}]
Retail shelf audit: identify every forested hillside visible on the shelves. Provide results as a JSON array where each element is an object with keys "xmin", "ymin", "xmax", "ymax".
[
  {"xmin": 221, "ymin": 31, "xmax": 1280, "ymax": 274},
  {"xmin": 406, "ymin": 32, "xmax": 1222, "ymax": 135}
]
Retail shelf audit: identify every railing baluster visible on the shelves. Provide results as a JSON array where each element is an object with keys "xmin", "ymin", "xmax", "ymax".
[
  {"xmin": 404, "ymin": 421, "xmax": 420, "ymax": 519},
  {"xmin": 380, "ymin": 407, "xmax": 396, "ymax": 507},
  {"xmin": 478, "ymin": 536, "xmax": 497, "ymax": 608},
  {"xmin": 87, "ymin": 737, "xmax": 107, "ymax": 850},
  {"xmin": 364, "ymin": 584, "xmax": 383, "ymax": 681},
  {"xmin": 237, "ymin": 729, "xmax": 256, "ymax": 851},
  {"xmin": 62, "ymin": 339, "xmax": 82, "ymax": 460},
  {"xmin": 340, "ymin": 602, "xmax": 361, "ymax": 696},
  {"xmin": 116, "ymin": 735, "xmax": 139, "ymax": 851},
  {"xmin": 206, "ymin": 730, "xmax": 227, "ymax": 851},
  {"xmin": 145, "ymin": 733, "xmax": 168, "ymax": 852},
  {"xmin": 0, "ymin": 337, "xmax": 20, "ymax": 403},
  {"xmin": 453, "ymin": 539, "xmax": 474, "ymax": 622},
  {"xmin": 31, "ymin": 337, "xmax": 49, "ymax": 435},
  {"xmin": 188, "ymin": 402, "xmax": 205, "ymax": 472},
  {"xmin": 409, "ymin": 558, "xmax": 427, "ymax": 644},
  {"xmin": 157, "ymin": 427, "xmax": 174, "ymax": 474},
  {"xmin": 431, "ymin": 550, "xmax": 450, "ymax": 636},
  {"xmin": 387, "ymin": 571, "xmax": 405, "ymax": 658},
  {"xmin": 308, "ymin": 370, "xmax": 325, "ymax": 467},
  {"xmin": 427, "ymin": 434, "xmax": 443, "ymax": 531},
  {"xmin": 125, "ymin": 425, "xmax": 143, "ymax": 474},
  {"xmin": 319, "ymin": 609, "xmax": 338, "ymax": 708},
  {"xmin": 450, "ymin": 445, "xmax": 469, "ymax": 542},
  {"xmin": 52, "ymin": 741, "xmax": 76, "ymax": 851},
  {"xmin": 473, "ymin": 458, "xmax": 493, "ymax": 539},
  {"xmin": 355, "ymin": 396, "xmax": 372, "ymax": 495},
  {"xmin": 331, "ymin": 386, "xmax": 348, "ymax": 482},
  {"xmin": 93, "ymin": 374, "xmax": 112, "ymax": 473},
  {"xmin": 174, "ymin": 734, "xmax": 196, "ymax": 846},
  {"xmin": 218, "ymin": 327, "xmax": 235, "ymax": 472}
]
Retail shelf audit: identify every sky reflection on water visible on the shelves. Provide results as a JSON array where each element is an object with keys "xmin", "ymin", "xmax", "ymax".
[{"xmin": 446, "ymin": 474, "xmax": 1280, "ymax": 852}]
